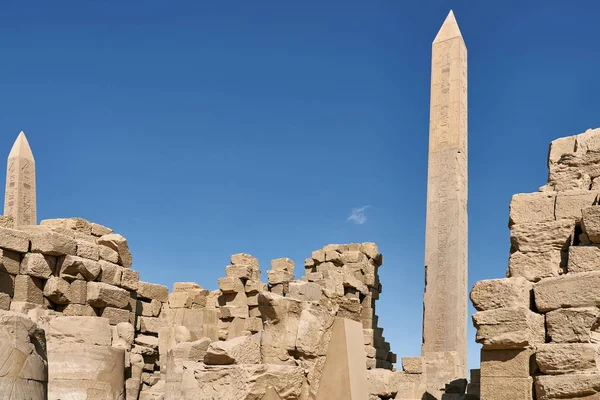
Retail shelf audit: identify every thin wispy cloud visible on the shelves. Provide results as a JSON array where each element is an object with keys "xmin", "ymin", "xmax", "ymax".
[{"xmin": 347, "ymin": 205, "xmax": 370, "ymax": 225}]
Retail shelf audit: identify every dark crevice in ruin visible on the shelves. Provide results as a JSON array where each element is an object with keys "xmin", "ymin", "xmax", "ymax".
[{"xmin": 573, "ymin": 223, "xmax": 583, "ymax": 247}]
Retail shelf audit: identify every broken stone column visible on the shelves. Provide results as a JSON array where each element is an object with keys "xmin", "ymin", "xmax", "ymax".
[{"xmin": 0, "ymin": 310, "xmax": 47, "ymax": 399}]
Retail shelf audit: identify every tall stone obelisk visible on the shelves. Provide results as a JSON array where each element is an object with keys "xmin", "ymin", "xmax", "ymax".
[
  {"xmin": 4, "ymin": 132, "xmax": 36, "ymax": 227},
  {"xmin": 422, "ymin": 10, "xmax": 468, "ymax": 376}
]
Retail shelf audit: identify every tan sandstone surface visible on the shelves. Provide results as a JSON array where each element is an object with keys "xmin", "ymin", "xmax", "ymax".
[{"xmin": 471, "ymin": 127, "xmax": 600, "ymax": 400}]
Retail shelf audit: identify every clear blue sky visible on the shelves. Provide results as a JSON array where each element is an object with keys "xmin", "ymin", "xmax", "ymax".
[{"xmin": 1, "ymin": 1, "xmax": 599, "ymax": 370}]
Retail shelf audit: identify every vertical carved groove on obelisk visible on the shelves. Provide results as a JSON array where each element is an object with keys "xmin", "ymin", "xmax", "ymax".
[
  {"xmin": 422, "ymin": 11, "xmax": 468, "ymax": 376},
  {"xmin": 4, "ymin": 132, "xmax": 36, "ymax": 227}
]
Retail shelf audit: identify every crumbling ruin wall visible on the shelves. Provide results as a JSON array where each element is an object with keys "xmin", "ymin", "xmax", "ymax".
[
  {"xmin": 471, "ymin": 127, "xmax": 600, "ymax": 400},
  {"xmin": 0, "ymin": 215, "xmax": 423, "ymax": 399}
]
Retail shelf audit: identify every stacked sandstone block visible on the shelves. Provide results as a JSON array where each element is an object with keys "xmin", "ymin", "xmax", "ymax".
[
  {"xmin": 304, "ymin": 243, "xmax": 397, "ymax": 370},
  {"xmin": 471, "ymin": 127, "xmax": 600, "ymax": 400},
  {"xmin": 0, "ymin": 222, "xmax": 406, "ymax": 399},
  {"xmin": 0, "ymin": 217, "xmax": 140, "ymax": 322},
  {"xmin": 216, "ymin": 254, "xmax": 266, "ymax": 340},
  {"xmin": 159, "ymin": 245, "xmax": 410, "ymax": 399},
  {"xmin": 0, "ymin": 216, "xmax": 175, "ymax": 399},
  {"xmin": 267, "ymin": 257, "xmax": 295, "ymax": 295}
]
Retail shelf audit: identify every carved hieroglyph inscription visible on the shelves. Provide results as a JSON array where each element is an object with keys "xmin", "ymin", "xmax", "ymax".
[
  {"xmin": 4, "ymin": 132, "xmax": 36, "ymax": 227},
  {"xmin": 422, "ymin": 11, "xmax": 468, "ymax": 377}
]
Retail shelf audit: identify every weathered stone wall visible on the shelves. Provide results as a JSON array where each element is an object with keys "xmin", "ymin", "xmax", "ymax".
[
  {"xmin": 0, "ymin": 215, "xmax": 417, "ymax": 399},
  {"xmin": 0, "ymin": 311, "xmax": 47, "ymax": 399},
  {"xmin": 471, "ymin": 127, "xmax": 600, "ymax": 400}
]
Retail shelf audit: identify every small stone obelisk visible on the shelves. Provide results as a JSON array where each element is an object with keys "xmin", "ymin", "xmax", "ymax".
[
  {"xmin": 422, "ymin": 10, "xmax": 468, "ymax": 376},
  {"xmin": 4, "ymin": 132, "xmax": 36, "ymax": 227}
]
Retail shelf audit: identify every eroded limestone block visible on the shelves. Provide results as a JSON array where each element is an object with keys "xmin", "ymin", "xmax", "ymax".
[
  {"xmin": 480, "ymin": 377, "xmax": 533, "ymax": 400},
  {"xmin": 534, "ymin": 271, "xmax": 600, "ymax": 312},
  {"xmin": 168, "ymin": 288, "xmax": 209, "ymax": 309},
  {"xmin": 271, "ymin": 258, "xmax": 294, "ymax": 272},
  {"xmin": 137, "ymin": 281, "xmax": 169, "ymax": 302},
  {"xmin": 91, "ymin": 223, "xmax": 113, "ymax": 237},
  {"xmin": 547, "ymin": 129, "xmax": 600, "ymax": 191},
  {"xmin": 555, "ymin": 190, "xmax": 600, "ymax": 221},
  {"xmin": 99, "ymin": 260, "xmax": 123, "ymax": 286},
  {"xmin": 43, "ymin": 277, "xmax": 71, "ymax": 305},
  {"xmin": 101, "ymin": 307, "xmax": 130, "ymax": 325},
  {"xmin": 0, "ymin": 311, "xmax": 47, "ymax": 399},
  {"xmin": 139, "ymin": 316, "xmax": 166, "ymax": 335},
  {"xmin": 509, "ymin": 192, "xmax": 555, "ymax": 226},
  {"xmin": 58, "ymin": 255, "xmax": 101, "ymax": 281},
  {"xmin": 99, "ymin": 244, "xmax": 119, "ymax": 264},
  {"xmin": 30, "ymin": 228, "xmax": 76, "ymax": 256},
  {"xmin": 0, "ymin": 293, "xmax": 10, "ymax": 310},
  {"xmin": 69, "ymin": 280, "xmax": 87, "ymax": 304},
  {"xmin": 548, "ymin": 134, "xmax": 576, "ymax": 164},
  {"xmin": 46, "ymin": 316, "xmax": 112, "ymax": 347},
  {"xmin": 20, "ymin": 253, "xmax": 54, "ymax": 279},
  {"xmin": 0, "ymin": 227, "xmax": 30, "ymax": 253},
  {"xmin": 13, "ymin": 274, "xmax": 43, "ymax": 305},
  {"xmin": 546, "ymin": 307, "xmax": 600, "ymax": 343},
  {"xmin": 120, "ymin": 268, "xmax": 140, "ymax": 291},
  {"xmin": 244, "ymin": 280, "xmax": 267, "ymax": 294},
  {"xmin": 41, "ymin": 218, "xmax": 93, "ymax": 235},
  {"xmin": 536, "ymin": 343, "xmax": 600, "ymax": 375},
  {"xmin": 508, "ymin": 250, "xmax": 563, "ymax": 282},
  {"xmin": 76, "ymin": 239, "xmax": 99, "ymax": 261},
  {"xmin": 402, "ymin": 357, "xmax": 424, "ymax": 374},
  {"xmin": 204, "ymin": 333, "xmax": 261, "ymax": 365},
  {"xmin": 472, "ymin": 307, "xmax": 544, "ymax": 349},
  {"xmin": 138, "ymin": 299, "xmax": 162, "ymax": 317},
  {"xmin": 231, "ymin": 253, "xmax": 259, "ymax": 269},
  {"xmin": 510, "ymin": 220, "xmax": 575, "ymax": 252},
  {"xmin": 218, "ymin": 277, "xmax": 245, "ymax": 294},
  {"xmin": 480, "ymin": 348, "xmax": 536, "ymax": 378},
  {"xmin": 62, "ymin": 304, "xmax": 96, "ymax": 317},
  {"xmin": 583, "ymin": 206, "xmax": 600, "ymax": 243},
  {"xmin": 470, "ymin": 277, "xmax": 532, "ymax": 311},
  {"xmin": 165, "ymin": 308, "xmax": 219, "ymax": 342},
  {"xmin": 171, "ymin": 338, "xmax": 212, "ymax": 364},
  {"xmin": 173, "ymin": 282, "xmax": 202, "ymax": 292},
  {"xmin": 1, "ymin": 249, "xmax": 21, "ymax": 275},
  {"xmin": 48, "ymin": 343, "xmax": 125, "ymax": 400},
  {"xmin": 97, "ymin": 233, "xmax": 132, "ymax": 267},
  {"xmin": 568, "ymin": 245, "xmax": 600, "ymax": 273},
  {"xmin": 535, "ymin": 374, "xmax": 600, "ymax": 400},
  {"xmin": 87, "ymin": 281, "xmax": 130, "ymax": 309},
  {"xmin": 267, "ymin": 270, "xmax": 295, "ymax": 285}
]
